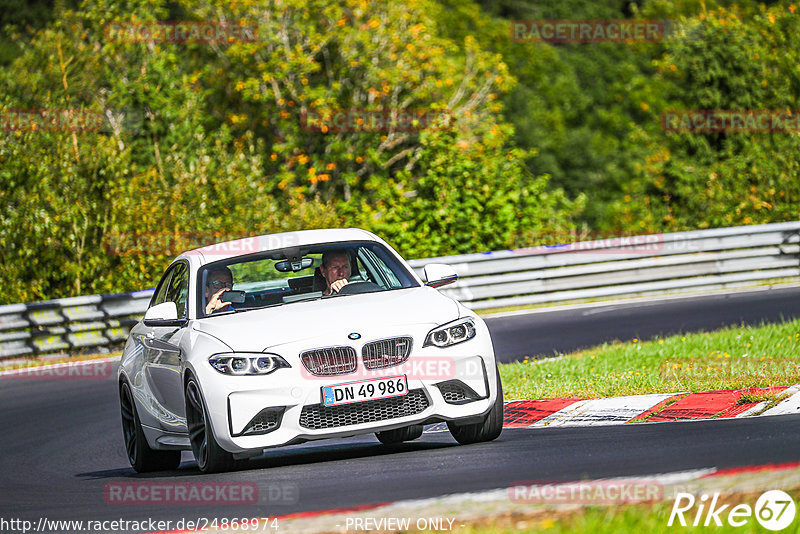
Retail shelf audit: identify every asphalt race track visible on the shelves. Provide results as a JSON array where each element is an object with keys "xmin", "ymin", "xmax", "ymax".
[
  {"xmin": 2, "ymin": 286, "xmax": 800, "ymax": 525},
  {"xmin": 486, "ymin": 285, "xmax": 800, "ymax": 362}
]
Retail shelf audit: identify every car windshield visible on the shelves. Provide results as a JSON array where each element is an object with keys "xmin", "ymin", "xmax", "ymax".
[{"xmin": 198, "ymin": 241, "xmax": 419, "ymax": 317}]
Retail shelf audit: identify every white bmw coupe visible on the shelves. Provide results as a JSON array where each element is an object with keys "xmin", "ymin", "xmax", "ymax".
[{"xmin": 118, "ymin": 228, "xmax": 503, "ymax": 473}]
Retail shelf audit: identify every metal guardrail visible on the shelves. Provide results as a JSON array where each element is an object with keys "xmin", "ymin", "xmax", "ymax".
[
  {"xmin": 407, "ymin": 221, "xmax": 800, "ymax": 309},
  {"xmin": 0, "ymin": 290, "xmax": 154, "ymax": 359},
  {"xmin": 2, "ymin": 221, "xmax": 799, "ymax": 360}
]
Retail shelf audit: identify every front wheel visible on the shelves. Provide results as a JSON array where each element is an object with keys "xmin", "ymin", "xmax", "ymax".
[
  {"xmin": 375, "ymin": 424, "xmax": 424, "ymax": 444},
  {"xmin": 119, "ymin": 381, "xmax": 181, "ymax": 472},
  {"xmin": 185, "ymin": 376, "xmax": 235, "ymax": 473},
  {"xmin": 447, "ymin": 366, "xmax": 504, "ymax": 445}
]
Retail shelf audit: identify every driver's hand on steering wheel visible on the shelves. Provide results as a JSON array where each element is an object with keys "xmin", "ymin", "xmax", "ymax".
[{"xmin": 330, "ymin": 278, "xmax": 350, "ymax": 293}]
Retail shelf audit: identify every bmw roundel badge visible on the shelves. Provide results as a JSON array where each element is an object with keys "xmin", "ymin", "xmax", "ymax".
[{"xmin": 348, "ymin": 332, "xmax": 361, "ymax": 340}]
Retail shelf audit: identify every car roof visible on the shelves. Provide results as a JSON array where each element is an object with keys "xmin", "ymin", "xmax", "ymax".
[{"xmin": 176, "ymin": 228, "xmax": 382, "ymax": 266}]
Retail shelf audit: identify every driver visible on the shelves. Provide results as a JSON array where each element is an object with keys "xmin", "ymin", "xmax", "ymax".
[
  {"xmin": 205, "ymin": 266, "xmax": 234, "ymax": 314},
  {"xmin": 320, "ymin": 249, "xmax": 352, "ymax": 295}
]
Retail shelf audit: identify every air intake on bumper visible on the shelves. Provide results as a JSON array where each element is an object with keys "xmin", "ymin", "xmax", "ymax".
[
  {"xmin": 436, "ymin": 380, "xmax": 482, "ymax": 405},
  {"xmin": 235, "ymin": 407, "xmax": 285, "ymax": 436},
  {"xmin": 299, "ymin": 389, "xmax": 430, "ymax": 429}
]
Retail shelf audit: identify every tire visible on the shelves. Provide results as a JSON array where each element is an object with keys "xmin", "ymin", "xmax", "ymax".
[
  {"xmin": 447, "ymin": 366, "xmax": 504, "ymax": 445},
  {"xmin": 185, "ymin": 375, "xmax": 235, "ymax": 473},
  {"xmin": 119, "ymin": 381, "xmax": 181, "ymax": 472},
  {"xmin": 375, "ymin": 424, "xmax": 424, "ymax": 444}
]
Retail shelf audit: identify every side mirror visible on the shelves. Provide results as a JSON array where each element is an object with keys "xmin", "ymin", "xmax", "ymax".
[
  {"xmin": 423, "ymin": 263, "xmax": 458, "ymax": 288},
  {"xmin": 143, "ymin": 301, "xmax": 186, "ymax": 327}
]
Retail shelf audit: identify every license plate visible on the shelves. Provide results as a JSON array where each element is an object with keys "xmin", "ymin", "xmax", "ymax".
[{"xmin": 322, "ymin": 375, "xmax": 408, "ymax": 407}]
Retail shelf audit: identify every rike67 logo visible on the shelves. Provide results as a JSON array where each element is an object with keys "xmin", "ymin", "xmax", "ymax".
[{"xmin": 669, "ymin": 490, "xmax": 796, "ymax": 531}]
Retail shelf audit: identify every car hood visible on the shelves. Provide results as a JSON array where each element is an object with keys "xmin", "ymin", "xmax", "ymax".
[{"xmin": 191, "ymin": 287, "xmax": 460, "ymax": 351}]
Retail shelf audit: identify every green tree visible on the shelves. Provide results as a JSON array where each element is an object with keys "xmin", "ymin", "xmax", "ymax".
[
  {"xmin": 0, "ymin": 0, "xmax": 582, "ymax": 303},
  {"xmin": 613, "ymin": 2, "xmax": 800, "ymax": 231}
]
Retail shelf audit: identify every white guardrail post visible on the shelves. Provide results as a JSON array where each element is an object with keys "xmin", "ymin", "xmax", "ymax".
[{"xmin": 1, "ymin": 221, "xmax": 799, "ymax": 360}]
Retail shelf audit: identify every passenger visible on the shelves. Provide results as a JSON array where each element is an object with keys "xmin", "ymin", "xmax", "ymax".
[{"xmin": 204, "ymin": 266, "xmax": 234, "ymax": 314}]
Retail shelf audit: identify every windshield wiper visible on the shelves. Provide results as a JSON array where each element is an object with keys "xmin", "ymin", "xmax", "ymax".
[{"xmin": 283, "ymin": 292, "xmax": 323, "ymax": 304}]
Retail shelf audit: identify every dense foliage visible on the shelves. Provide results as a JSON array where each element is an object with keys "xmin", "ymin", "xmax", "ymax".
[{"xmin": 0, "ymin": 0, "xmax": 798, "ymax": 303}]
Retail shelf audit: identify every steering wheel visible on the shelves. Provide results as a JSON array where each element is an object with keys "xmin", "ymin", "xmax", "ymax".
[{"xmin": 334, "ymin": 280, "xmax": 382, "ymax": 295}]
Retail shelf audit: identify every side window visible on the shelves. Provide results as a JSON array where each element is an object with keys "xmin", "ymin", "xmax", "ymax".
[
  {"xmin": 165, "ymin": 262, "xmax": 190, "ymax": 319},
  {"xmin": 354, "ymin": 256, "xmax": 368, "ymax": 281},
  {"xmin": 150, "ymin": 268, "xmax": 174, "ymax": 309},
  {"xmin": 358, "ymin": 248, "xmax": 401, "ymax": 289}
]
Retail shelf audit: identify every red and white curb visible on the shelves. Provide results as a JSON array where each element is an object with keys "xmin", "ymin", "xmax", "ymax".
[
  {"xmin": 499, "ymin": 385, "xmax": 800, "ymax": 428},
  {"xmin": 426, "ymin": 385, "xmax": 799, "ymax": 433},
  {"xmin": 762, "ymin": 385, "xmax": 800, "ymax": 416},
  {"xmin": 529, "ymin": 393, "xmax": 677, "ymax": 427}
]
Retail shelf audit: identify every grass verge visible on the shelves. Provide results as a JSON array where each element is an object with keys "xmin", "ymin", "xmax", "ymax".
[{"xmin": 499, "ymin": 318, "xmax": 800, "ymax": 400}]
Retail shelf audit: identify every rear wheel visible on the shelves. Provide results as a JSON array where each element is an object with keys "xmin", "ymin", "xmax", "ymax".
[
  {"xmin": 119, "ymin": 381, "xmax": 181, "ymax": 472},
  {"xmin": 185, "ymin": 376, "xmax": 235, "ymax": 473},
  {"xmin": 447, "ymin": 366, "xmax": 504, "ymax": 445},
  {"xmin": 375, "ymin": 424, "xmax": 424, "ymax": 444}
]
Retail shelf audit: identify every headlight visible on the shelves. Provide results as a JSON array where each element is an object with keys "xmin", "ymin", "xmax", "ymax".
[
  {"xmin": 423, "ymin": 318, "xmax": 477, "ymax": 348},
  {"xmin": 208, "ymin": 353, "xmax": 291, "ymax": 375}
]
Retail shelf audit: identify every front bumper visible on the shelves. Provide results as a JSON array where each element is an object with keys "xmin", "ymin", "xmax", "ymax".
[{"xmin": 190, "ymin": 332, "xmax": 497, "ymax": 454}]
